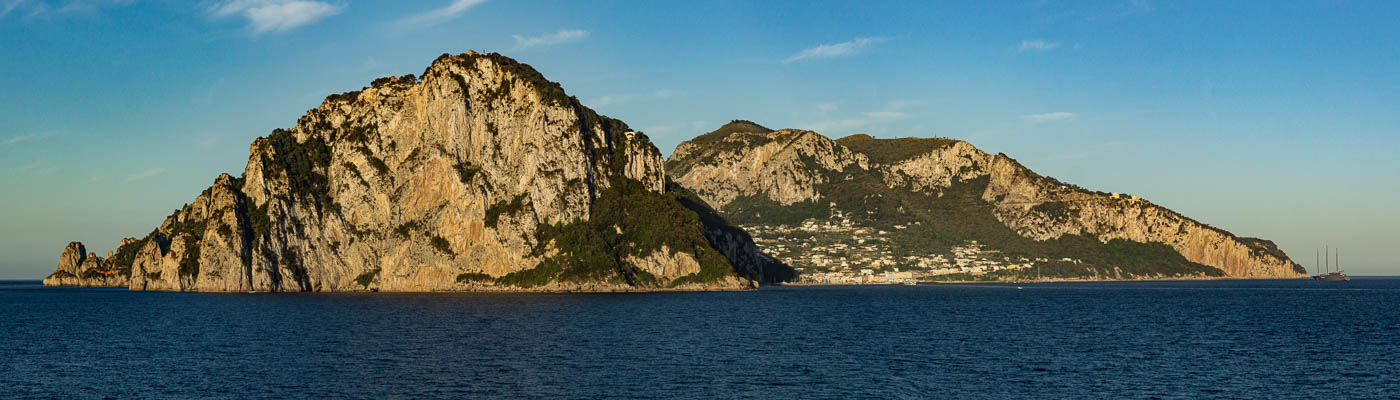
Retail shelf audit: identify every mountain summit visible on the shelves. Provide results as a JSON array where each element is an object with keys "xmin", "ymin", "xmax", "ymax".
[
  {"xmin": 667, "ymin": 121, "xmax": 1305, "ymax": 280},
  {"xmin": 43, "ymin": 53, "xmax": 790, "ymax": 292}
]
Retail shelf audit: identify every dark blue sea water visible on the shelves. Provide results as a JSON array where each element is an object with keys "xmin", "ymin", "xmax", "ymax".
[{"xmin": 3, "ymin": 279, "xmax": 1398, "ymax": 399}]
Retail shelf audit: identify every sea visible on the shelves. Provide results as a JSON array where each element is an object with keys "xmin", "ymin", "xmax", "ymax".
[{"xmin": 2, "ymin": 278, "xmax": 1397, "ymax": 399}]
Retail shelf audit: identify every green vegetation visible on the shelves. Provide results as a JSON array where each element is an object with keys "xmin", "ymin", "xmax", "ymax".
[
  {"xmin": 354, "ymin": 268, "xmax": 380, "ymax": 288},
  {"xmin": 261, "ymin": 128, "xmax": 337, "ymax": 215},
  {"xmin": 496, "ymin": 259, "xmax": 562, "ymax": 288},
  {"xmin": 344, "ymin": 124, "xmax": 375, "ymax": 144},
  {"xmin": 146, "ymin": 271, "xmax": 161, "ymax": 281},
  {"xmin": 667, "ymin": 120, "xmax": 780, "ymax": 177},
  {"xmin": 523, "ymin": 176, "xmax": 735, "ymax": 288},
  {"xmin": 109, "ymin": 232, "xmax": 157, "ymax": 277},
  {"xmin": 366, "ymin": 155, "xmax": 390, "ymax": 176},
  {"xmin": 394, "ymin": 221, "xmax": 419, "ymax": 238},
  {"xmin": 453, "ymin": 161, "xmax": 481, "ymax": 184},
  {"xmin": 341, "ymin": 162, "xmax": 368, "ymax": 187},
  {"xmin": 835, "ymin": 134, "xmax": 957, "ymax": 164},
  {"xmin": 430, "ymin": 235, "xmax": 453, "ymax": 255},
  {"xmin": 437, "ymin": 52, "xmax": 572, "ymax": 107},
  {"xmin": 723, "ymin": 194, "xmax": 830, "ymax": 226},
  {"xmin": 455, "ymin": 272, "xmax": 493, "ymax": 283},
  {"xmin": 483, "ymin": 194, "xmax": 527, "ymax": 229},
  {"xmin": 686, "ymin": 120, "xmax": 774, "ymax": 146},
  {"xmin": 178, "ymin": 243, "xmax": 200, "ymax": 278},
  {"xmin": 1030, "ymin": 201, "xmax": 1078, "ymax": 220},
  {"xmin": 248, "ymin": 202, "xmax": 272, "ymax": 239},
  {"xmin": 713, "ymin": 163, "xmax": 1224, "ymax": 278},
  {"xmin": 325, "ymin": 90, "xmax": 361, "ymax": 104}
]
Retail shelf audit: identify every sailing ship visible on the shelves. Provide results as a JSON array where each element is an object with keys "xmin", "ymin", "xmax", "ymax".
[{"xmin": 1313, "ymin": 246, "xmax": 1350, "ymax": 282}]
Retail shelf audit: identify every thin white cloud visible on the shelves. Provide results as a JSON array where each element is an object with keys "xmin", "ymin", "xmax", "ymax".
[
  {"xmin": 512, "ymin": 29, "xmax": 589, "ymax": 50},
  {"xmin": 1, "ymin": 134, "xmax": 35, "ymax": 146},
  {"xmin": 645, "ymin": 121, "xmax": 714, "ymax": 137},
  {"xmin": 1019, "ymin": 39, "xmax": 1062, "ymax": 52},
  {"xmin": 211, "ymin": 0, "xmax": 343, "ymax": 34},
  {"xmin": 4, "ymin": 0, "xmax": 134, "ymax": 19},
  {"xmin": 395, "ymin": 0, "xmax": 485, "ymax": 29},
  {"xmin": 653, "ymin": 89, "xmax": 680, "ymax": 99},
  {"xmin": 1020, "ymin": 112, "xmax": 1076, "ymax": 123},
  {"xmin": 785, "ymin": 37, "xmax": 889, "ymax": 63},
  {"xmin": 1, "ymin": 0, "xmax": 27, "ymax": 18},
  {"xmin": 643, "ymin": 125, "xmax": 679, "ymax": 136},
  {"xmin": 802, "ymin": 101, "xmax": 915, "ymax": 133},
  {"xmin": 1, "ymin": 132, "xmax": 52, "ymax": 146},
  {"xmin": 588, "ymin": 89, "xmax": 682, "ymax": 109},
  {"xmin": 125, "ymin": 168, "xmax": 165, "ymax": 183}
]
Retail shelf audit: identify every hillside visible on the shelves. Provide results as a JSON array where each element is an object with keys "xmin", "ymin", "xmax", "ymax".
[
  {"xmin": 667, "ymin": 121, "xmax": 1306, "ymax": 281},
  {"xmin": 42, "ymin": 53, "xmax": 791, "ymax": 292}
]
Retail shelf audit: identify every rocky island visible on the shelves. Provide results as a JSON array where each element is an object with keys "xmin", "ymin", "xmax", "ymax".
[
  {"xmin": 666, "ymin": 121, "xmax": 1307, "ymax": 282},
  {"xmin": 43, "ymin": 52, "xmax": 791, "ymax": 292}
]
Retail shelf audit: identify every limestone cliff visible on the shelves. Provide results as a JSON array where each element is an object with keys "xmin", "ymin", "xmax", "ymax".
[
  {"xmin": 46, "ymin": 53, "xmax": 790, "ymax": 292},
  {"xmin": 667, "ymin": 121, "xmax": 1305, "ymax": 280},
  {"xmin": 41, "ymin": 242, "xmax": 131, "ymax": 287}
]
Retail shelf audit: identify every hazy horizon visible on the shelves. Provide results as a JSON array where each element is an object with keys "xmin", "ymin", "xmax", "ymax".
[{"xmin": 3, "ymin": 1, "xmax": 1397, "ymax": 279}]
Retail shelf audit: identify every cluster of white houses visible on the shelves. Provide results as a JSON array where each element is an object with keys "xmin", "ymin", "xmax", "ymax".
[{"xmin": 742, "ymin": 211, "xmax": 1064, "ymax": 283}]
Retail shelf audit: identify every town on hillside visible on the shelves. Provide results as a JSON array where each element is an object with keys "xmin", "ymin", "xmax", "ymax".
[{"xmin": 742, "ymin": 210, "xmax": 1079, "ymax": 284}]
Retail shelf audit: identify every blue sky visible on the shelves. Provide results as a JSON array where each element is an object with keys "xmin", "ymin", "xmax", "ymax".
[{"xmin": 1, "ymin": 0, "xmax": 1397, "ymax": 278}]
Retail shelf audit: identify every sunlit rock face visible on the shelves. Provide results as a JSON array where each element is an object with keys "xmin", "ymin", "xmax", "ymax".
[
  {"xmin": 668, "ymin": 122, "xmax": 1305, "ymax": 279},
  {"xmin": 47, "ymin": 52, "xmax": 790, "ymax": 292}
]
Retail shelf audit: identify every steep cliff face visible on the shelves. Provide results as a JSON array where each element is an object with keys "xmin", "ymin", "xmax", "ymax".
[
  {"xmin": 47, "ymin": 52, "xmax": 790, "ymax": 292},
  {"xmin": 42, "ymin": 242, "xmax": 132, "ymax": 287},
  {"xmin": 667, "ymin": 121, "xmax": 1305, "ymax": 280}
]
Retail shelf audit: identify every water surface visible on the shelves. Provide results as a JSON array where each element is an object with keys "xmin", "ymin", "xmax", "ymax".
[{"xmin": 3, "ymin": 279, "xmax": 1397, "ymax": 398}]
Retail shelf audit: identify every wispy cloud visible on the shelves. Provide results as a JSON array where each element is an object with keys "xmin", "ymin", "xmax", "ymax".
[
  {"xmin": 588, "ymin": 89, "xmax": 684, "ymax": 109},
  {"xmin": 644, "ymin": 121, "xmax": 713, "ymax": 137},
  {"xmin": 1, "ymin": 134, "xmax": 35, "ymax": 146},
  {"xmin": 512, "ymin": 29, "xmax": 588, "ymax": 50},
  {"xmin": 1019, "ymin": 39, "xmax": 1062, "ymax": 52},
  {"xmin": 802, "ymin": 101, "xmax": 917, "ymax": 133},
  {"xmin": 211, "ymin": 0, "xmax": 343, "ymax": 34},
  {"xmin": 1020, "ymin": 112, "xmax": 1076, "ymax": 123},
  {"xmin": 784, "ymin": 37, "xmax": 889, "ymax": 63},
  {"xmin": 394, "ymin": 0, "xmax": 485, "ymax": 29},
  {"xmin": 2, "ymin": 132, "xmax": 52, "ymax": 147},
  {"xmin": 3, "ymin": 0, "xmax": 134, "ymax": 19},
  {"xmin": 125, "ymin": 168, "xmax": 165, "ymax": 183},
  {"xmin": 1, "ymin": 0, "xmax": 28, "ymax": 18}
]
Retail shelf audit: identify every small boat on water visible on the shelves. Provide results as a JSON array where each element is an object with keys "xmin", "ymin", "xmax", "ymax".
[{"xmin": 1313, "ymin": 247, "xmax": 1350, "ymax": 282}]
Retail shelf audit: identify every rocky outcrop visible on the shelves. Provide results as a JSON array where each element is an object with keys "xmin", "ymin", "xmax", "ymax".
[
  {"xmin": 667, "ymin": 121, "xmax": 1305, "ymax": 279},
  {"xmin": 41, "ymin": 242, "xmax": 131, "ymax": 287},
  {"xmin": 46, "ymin": 52, "xmax": 790, "ymax": 292}
]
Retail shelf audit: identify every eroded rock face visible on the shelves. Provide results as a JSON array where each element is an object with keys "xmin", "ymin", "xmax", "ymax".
[
  {"xmin": 667, "ymin": 122, "xmax": 1305, "ymax": 279},
  {"xmin": 46, "ymin": 53, "xmax": 787, "ymax": 292},
  {"xmin": 42, "ymin": 242, "xmax": 131, "ymax": 287}
]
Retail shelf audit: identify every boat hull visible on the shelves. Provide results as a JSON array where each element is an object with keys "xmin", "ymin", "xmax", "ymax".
[{"xmin": 1313, "ymin": 272, "xmax": 1350, "ymax": 282}]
